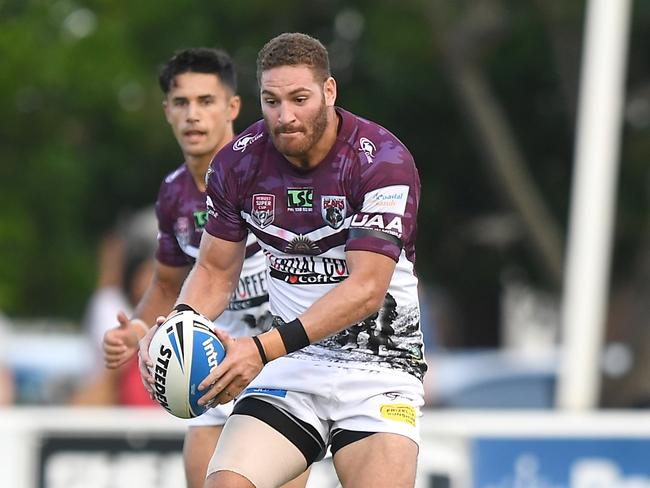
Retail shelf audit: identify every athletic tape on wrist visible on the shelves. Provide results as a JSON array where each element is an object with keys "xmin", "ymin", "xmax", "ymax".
[
  {"xmin": 173, "ymin": 303, "xmax": 197, "ymax": 314},
  {"xmin": 277, "ymin": 318, "xmax": 310, "ymax": 354},
  {"xmin": 251, "ymin": 336, "xmax": 268, "ymax": 364}
]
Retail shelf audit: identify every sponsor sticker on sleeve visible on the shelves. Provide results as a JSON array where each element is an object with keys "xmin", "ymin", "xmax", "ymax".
[{"xmin": 361, "ymin": 185, "xmax": 409, "ymax": 216}]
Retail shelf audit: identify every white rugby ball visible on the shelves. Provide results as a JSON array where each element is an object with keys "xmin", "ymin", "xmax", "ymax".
[{"xmin": 148, "ymin": 309, "xmax": 226, "ymax": 418}]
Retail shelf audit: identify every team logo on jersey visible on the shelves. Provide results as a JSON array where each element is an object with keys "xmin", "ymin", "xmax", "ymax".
[
  {"xmin": 174, "ymin": 217, "xmax": 192, "ymax": 251},
  {"xmin": 233, "ymin": 132, "xmax": 263, "ymax": 152},
  {"xmin": 284, "ymin": 235, "xmax": 321, "ymax": 255},
  {"xmin": 359, "ymin": 137, "xmax": 376, "ymax": 163},
  {"xmin": 287, "ymin": 188, "xmax": 313, "ymax": 212},
  {"xmin": 321, "ymin": 196, "xmax": 347, "ymax": 229},
  {"xmin": 251, "ymin": 194, "xmax": 275, "ymax": 228},
  {"xmin": 206, "ymin": 195, "xmax": 217, "ymax": 218}
]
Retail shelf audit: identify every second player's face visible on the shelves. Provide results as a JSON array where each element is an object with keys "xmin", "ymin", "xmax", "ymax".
[
  {"xmin": 260, "ymin": 65, "xmax": 335, "ymax": 160},
  {"xmin": 164, "ymin": 72, "xmax": 239, "ymax": 160}
]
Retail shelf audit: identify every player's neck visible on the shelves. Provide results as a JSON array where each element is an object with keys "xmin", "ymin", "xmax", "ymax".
[
  {"xmin": 185, "ymin": 130, "xmax": 234, "ymax": 192},
  {"xmin": 185, "ymin": 156, "xmax": 211, "ymax": 192},
  {"xmin": 286, "ymin": 109, "xmax": 339, "ymax": 170}
]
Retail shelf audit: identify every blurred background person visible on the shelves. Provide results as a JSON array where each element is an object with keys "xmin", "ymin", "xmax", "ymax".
[
  {"xmin": 71, "ymin": 206, "xmax": 157, "ymax": 406},
  {"xmin": 0, "ymin": 312, "xmax": 16, "ymax": 405}
]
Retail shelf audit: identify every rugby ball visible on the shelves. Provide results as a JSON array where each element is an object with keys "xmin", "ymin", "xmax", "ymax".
[{"xmin": 148, "ymin": 309, "xmax": 226, "ymax": 418}]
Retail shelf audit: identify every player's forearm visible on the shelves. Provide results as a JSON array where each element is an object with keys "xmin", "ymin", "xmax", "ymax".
[
  {"xmin": 132, "ymin": 279, "xmax": 180, "ymax": 326},
  {"xmin": 301, "ymin": 275, "xmax": 385, "ymax": 341},
  {"xmin": 175, "ymin": 261, "xmax": 233, "ymax": 320},
  {"xmin": 259, "ymin": 275, "xmax": 387, "ymax": 361}
]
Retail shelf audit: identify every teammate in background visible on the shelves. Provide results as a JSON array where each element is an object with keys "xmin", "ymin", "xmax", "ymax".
[
  {"xmin": 140, "ymin": 33, "xmax": 426, "ymax": 488},
  {"xmin": 102, "ymin": 48, "xmax": 309, "ymax": 488}
]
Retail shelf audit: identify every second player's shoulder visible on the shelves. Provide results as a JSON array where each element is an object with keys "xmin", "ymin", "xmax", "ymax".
[
  {"xmin": 162, "ymin": 162, "xmax": 189, "ymax": 186},
  {"xmin": 157, "ymin": 162, "xmax": 190, "ymax": 206}
]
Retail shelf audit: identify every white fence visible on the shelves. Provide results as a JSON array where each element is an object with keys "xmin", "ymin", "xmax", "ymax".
[{"xmin": 1, "ymin": 408, "xmax": 650, "ymax": 488}]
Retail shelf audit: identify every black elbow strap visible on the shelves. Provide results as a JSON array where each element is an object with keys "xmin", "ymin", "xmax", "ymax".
[{"xmin": 277, "ymin": 318, "xmax": 310, "ymax": 354}]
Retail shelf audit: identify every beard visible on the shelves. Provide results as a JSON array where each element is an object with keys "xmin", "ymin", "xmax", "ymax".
[{"xmin": 266, "ymin": 100, "xmax": 329, "ymax": 165}]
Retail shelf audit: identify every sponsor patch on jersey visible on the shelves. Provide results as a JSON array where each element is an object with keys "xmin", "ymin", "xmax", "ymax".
[
  {"xmin": 228, "ymin": 269, "xmax": 268, "ymax": 311},
  {"xmin": 270, "ymin": 269, "xmax": 347, "ymax": 285},
  {"xmin": 321, "ymin": 195, "xmax": 347, "ymax": 229},
  {"xmin": 361, "ymin": 185, "xmax": 409, "ymax": 216},
  {"xmin": 193, "ymin": 210, "xmax": 208, "ymax": 229},
  {"xmin": 287, "ymin": 188, "xmax": 313, "ymax": 212},
  {"xmin": 379, "ymin": 404, "xmax": 416, "ymax": 427},
  {"xmin": 359, "ymin": 137, "xmax": 376, "ymax": 163},
  {"xmin": 233, "ymin": 132, "xmax": 263, "ymax": 152},
  {"xmin": 243, "ymin": 387, "xmax": 287, "ymax": 398},
  {"xmin": 350, "ymin": 214, "xmax": 403, "ymax": 238},
  {"xmin": 251, "ymin": 194, "xmax": 275, "ymax": 228}
]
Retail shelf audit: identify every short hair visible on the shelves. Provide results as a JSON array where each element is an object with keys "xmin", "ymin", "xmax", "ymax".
[
  {"xmin": 158, "ymin": 48, "xmax": 237, "ymax": 94},
  {"xmin": 256, "ymin": 33, "xmax": 331, "ymax": 84}
]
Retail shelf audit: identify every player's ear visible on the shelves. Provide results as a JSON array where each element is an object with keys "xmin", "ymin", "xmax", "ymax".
[
  {"xmin": 162, "ymin": 99, "xmax": 172, "ymax": 123},
  {"xmin": 227, "ymin": 95, "xmax": 241, "ymax": 123},
  {"xmin": 324, "ymin": 77, "xmax": 336, "ymax": 107}
]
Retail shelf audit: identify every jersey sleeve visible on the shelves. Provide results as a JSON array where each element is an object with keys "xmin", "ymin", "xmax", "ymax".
[
  {"xmin": 346, "ymin": 139, "xmax": 420, "ymax": 262},
  {"xmin": 204, "ymin": 156, "xmax": 248, "ymax": 243},
  {"xmin": 154, "ymin": 181, "xmax": 191, "ymax": 267}
]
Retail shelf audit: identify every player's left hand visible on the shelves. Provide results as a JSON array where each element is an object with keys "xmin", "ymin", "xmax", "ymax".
[
  {"xmin": 197, "ymin": 329, "xmax": 264, "ymax": 406},
  {"xmin": 137, "ymin": 315, "xmax": 166, "ymax": 398}
]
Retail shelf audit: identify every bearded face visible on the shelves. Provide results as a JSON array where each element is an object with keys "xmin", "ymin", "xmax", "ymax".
[
  {"xmin": 265, "ymin": 94, "xmax": 328, "ymax": 160},
  {"xmin": 260, "ymin": 64, "xmax": 336, "ymax": 168}
]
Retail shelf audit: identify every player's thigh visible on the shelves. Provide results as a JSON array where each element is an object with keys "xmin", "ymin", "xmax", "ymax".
[
  {"xmin": 183, "ymin": 425, "xmax": 222, "ymax": 488},
  {"xmin": 333, "ymin": 432, "xmax": 418, "ymax": 488},
  {"xmin": 205, "ymin": 411, "xmax": 315, "ymax": 488}
]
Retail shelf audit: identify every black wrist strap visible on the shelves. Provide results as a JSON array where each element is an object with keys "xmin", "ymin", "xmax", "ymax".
[
  {"xmin": 252, "ymin": 336, "xmax": 268, "ymax": 365},
  {"xmin": 174, "ymin": 303, "xmax": 197, "ymax": 314},
  {"xmin": 277, "ymin": 318, "xmax": 310, "ymax": 354}
]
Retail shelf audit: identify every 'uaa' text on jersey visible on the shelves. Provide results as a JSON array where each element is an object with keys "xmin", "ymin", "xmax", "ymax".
[
  {"xmin": 155, "ymin": 163, "xmax": 270, "ymax": 337},
  {"xmin": 205, "ymin": 108, "xmax": 426, "ymax": 380}
]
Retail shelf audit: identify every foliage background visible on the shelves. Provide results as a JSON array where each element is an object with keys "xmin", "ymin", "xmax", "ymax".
[{"xmin": 1, "ymin": 0, "xmax": 649, "ymax": 356}]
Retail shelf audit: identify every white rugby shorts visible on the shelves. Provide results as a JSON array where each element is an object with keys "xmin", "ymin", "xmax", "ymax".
[{"xmin": 236, "ymin": 356, "xmax": 424, "ymax": 447}]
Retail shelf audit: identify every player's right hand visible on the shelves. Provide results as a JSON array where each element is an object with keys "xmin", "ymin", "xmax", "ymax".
[
  {"xmin": 103, "ymin": 310, "xmax": 142, "ymax": 369},
  {"xmin": 138, "ymin": 315, "xmax": 166, "ymax": 397}
]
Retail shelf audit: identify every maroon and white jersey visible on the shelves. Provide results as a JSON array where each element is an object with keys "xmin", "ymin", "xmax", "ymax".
[
  {"xmin": 205, "ymin": 108, "xmax": 426, "ymax": 380},
  {"xmin": 155, "ymin": 163, "xmax": 271, "ymax": 337}
]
